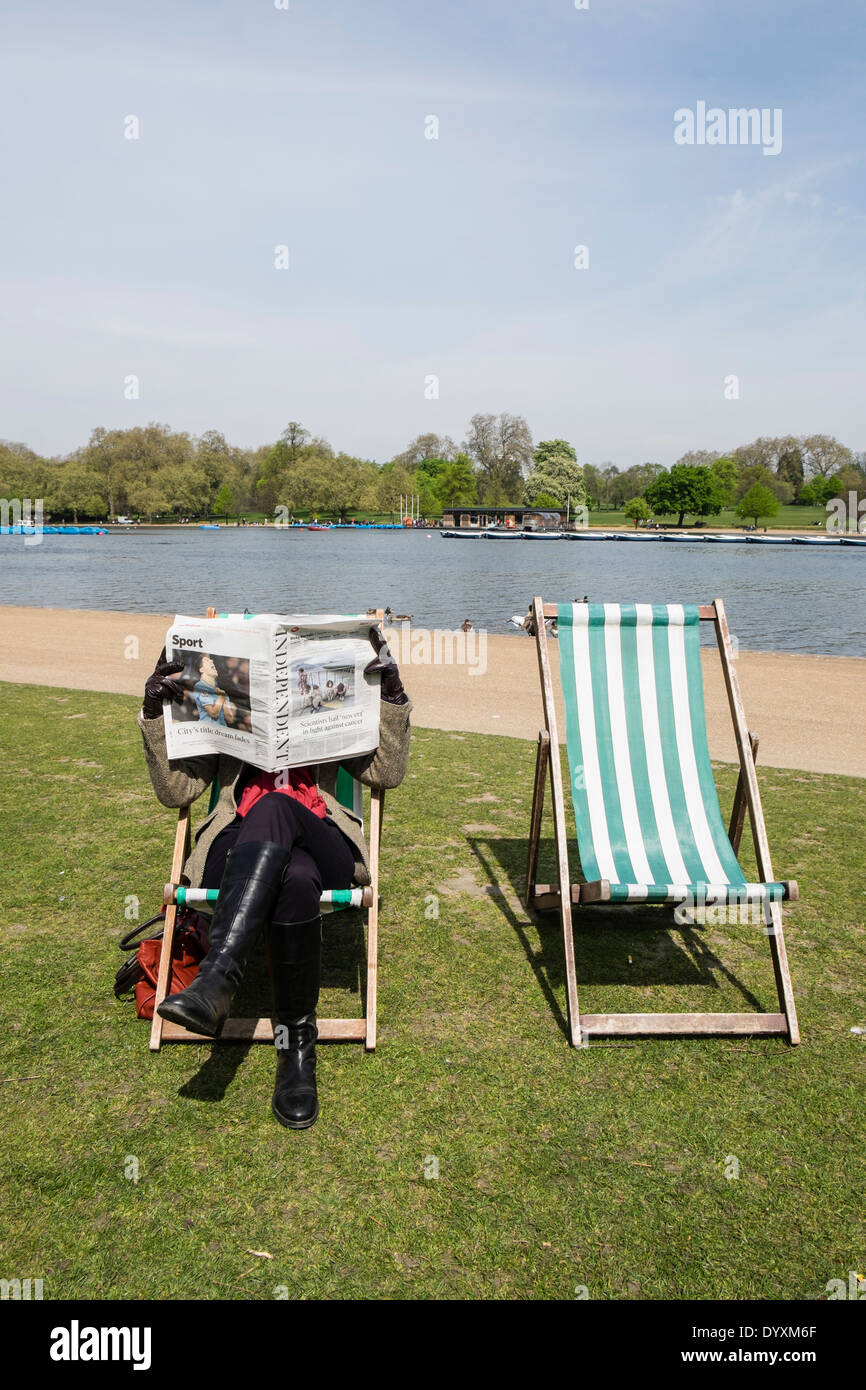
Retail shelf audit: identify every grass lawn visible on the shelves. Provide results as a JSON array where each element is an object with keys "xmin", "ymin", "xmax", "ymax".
[
  {"xmin": 1, "ymin": 681, "xmax": 864, "ymax": 1300},
  {"xmin": 589, "ymin": 506, "xmax": 828, "ymax": 531}
]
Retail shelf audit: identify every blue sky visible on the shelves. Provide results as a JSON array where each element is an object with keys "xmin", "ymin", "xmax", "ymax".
[{"xmin": 1, "ymin": 0, "xmax": 863, "ymax": 466}]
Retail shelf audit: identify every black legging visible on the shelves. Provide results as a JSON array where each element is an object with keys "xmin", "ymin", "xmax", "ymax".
[{"xmin": 201, "ymin": 793, "xmax": 356, "ymax": 923}]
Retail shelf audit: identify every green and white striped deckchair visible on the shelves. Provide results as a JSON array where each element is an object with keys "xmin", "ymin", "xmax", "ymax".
[
  {"xmin": 150, "ymin": 606, "xmax": 385, "ymax": 1053},
  {"xmin": 525, "ymin": 597, "xmax": 799, "ymax": 1048}
]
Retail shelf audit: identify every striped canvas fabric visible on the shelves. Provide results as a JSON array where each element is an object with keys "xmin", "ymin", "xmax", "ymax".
[{"xmin": 556, "ymin": 603, "xmax": 788, "ymax": 906}]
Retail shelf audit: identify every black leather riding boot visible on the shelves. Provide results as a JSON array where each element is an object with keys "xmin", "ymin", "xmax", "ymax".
[
  {"xmin": 266, "ymin": 915, "xmax": 322, "ymax": 1129},
  {"xmin": 158, "ymin": 840, "xmax": 291, "ymax": 1037}
]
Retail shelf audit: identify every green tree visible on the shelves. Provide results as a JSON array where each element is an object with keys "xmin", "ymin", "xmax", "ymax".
[
  {"xmin": 710, "ymin": 456, "xmax": 740, "ymax": 507},
  {"xmin": 415, "ymin": 456, "xmax": 448, "ymax": 481},
  {"xmin": 0, "ymin": 441, "xmax": 47, "ymax": 503},
  {"xmin": 624, "ymin": 496, "xmax": 652, "ymax": 525},
  {"xmin": 777, "ymin": 446, "xmax": 805, "ymax": 491},
  {"xmin": 602, "ymin": 463, "xmax": 627, "ymax": 509},
  {"xmin": 436, "ymin": 453, "xmax": 477, "ymax": 507},
  {"xmin": 736, "ymin": 463, "xmax": 790, "ymax": 503},
  {"xmin": 644, "ymin": 465, "xmax": 723, "ymax": 527},
  {"xmin": 45, "ymin": 463, "xmax": 107, "ymax": 523},
  {"xmin": 82, "ymin": 423, "xmax": 193, "ymax": 518},
  {"xmin": 373, "ymin": 462, "xmax": 415, "ymax": 522},
  {"xmin": 407, "ymin": 457, "xmax": 446, "ymax": 515},
  {"xmin": 80, "ymin": 427, "xmax": 119, "ymax": 517},
  {"xmin": 195, "ymin": 430, "xmax": 251, "ymax": 509},
  {"xmin": 157, "ymin": 463, "xmax": 211, "ymax": 518},
  {"xmin": 256, "ymin": 423, "xmax": 313, "ymax": 511},
  {"xmin": 530, "ymin": 492, "xmax": 561, "ymax": 508},
  {"xmin": 274, "ymin": 456, "xmax": 321, "ymax": 517},
  {"xmin": 797, "ymin": 476, "xmax": 837, "ymax": 507},
  {"xmin": 830, "ymin": 465, "xmax": 866, "ymax": 502},
  {"xmin": 736, "ymin": 485, "xmax": 779, "ymax": 527},
  {"xmin": 322, "ymin": 454, "xmax": 374, "ymax": 523},
  {"xmin": 582, "ymin": 464, "xmax": 603, "ymax": 510},
  {"xmin": 196, "ymin": 430, "xmax": 231, "ymax": 497},
  {"xmin": 213, "ymin": 483, "xmax": 235, "ymax": 519},
  {"xmin": 404, "ymin": 460, "xmax": 441, "ymax": 516},
  {"xmin": 125, "ymin": 474, "xmax": 170, "ymax": 523},
  {"xmin": 291, "ymin": 453, "xmax": 353, "ymax": 518},
  {"xmin": 621, "ymin": 462, "xmax": 663, "ymax": 500}
]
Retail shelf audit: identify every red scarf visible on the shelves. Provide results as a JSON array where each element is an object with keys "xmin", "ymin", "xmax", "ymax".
[{"xmin": 236, "ymin": 767, "xmax": 328, "ymax": 820}]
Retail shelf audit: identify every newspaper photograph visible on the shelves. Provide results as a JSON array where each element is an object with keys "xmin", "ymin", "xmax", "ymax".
[{"xmin": 162, "ymin": 612, "xmax": 381, "ymax": 771}]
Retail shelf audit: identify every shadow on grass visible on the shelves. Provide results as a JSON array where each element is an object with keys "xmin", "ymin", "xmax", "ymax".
[
  {"xmin": 177, "ymin": 911, "xmax": 367, "ymax": 1101},
  {"xmin": 466, "ymin": 834, "xmax": 767, "ymax": 1039}
]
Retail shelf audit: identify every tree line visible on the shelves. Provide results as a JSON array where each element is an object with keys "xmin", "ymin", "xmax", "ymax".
[
  {"xmin": 0, "ymin": 417, "xmax": 862, "ymax": 524},
  {"xmin": 618, "ymin": 439, "xmax": 866, "ymax": 528}
]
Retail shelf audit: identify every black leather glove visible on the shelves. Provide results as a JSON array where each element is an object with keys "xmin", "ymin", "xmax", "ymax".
[
  {"xmin": 142, "ymin": 647, "xmax": 186, "ymax": 720},
  {"xmin": 364, "ymin": 627, "xmax": 407, "ymax": 705}
]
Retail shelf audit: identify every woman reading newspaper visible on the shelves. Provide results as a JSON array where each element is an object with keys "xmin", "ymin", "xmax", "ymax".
[{"xmin": 137, "ymin": 629, "xmax": 411, "ymax": 1130}]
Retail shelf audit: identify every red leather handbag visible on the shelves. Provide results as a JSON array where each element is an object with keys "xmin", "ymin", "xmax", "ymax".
[{"xmin": 114, "ymin": 909, "xmax": 210, "ymax": 1020}]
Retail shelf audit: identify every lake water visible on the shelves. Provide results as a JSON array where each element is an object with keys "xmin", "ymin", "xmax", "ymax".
[{"xmin": 1, "ymin": 528, "xmax": 864, "ymax": 656}]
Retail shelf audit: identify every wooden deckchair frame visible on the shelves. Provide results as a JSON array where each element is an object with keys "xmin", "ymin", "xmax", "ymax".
[
  {"xmin": 150, "ymin": 607, "xmax": 386, "ymax": 1052},
  {"xmin": 524, "ymin": 596, "xmax": 800, "ymax": 1047}
]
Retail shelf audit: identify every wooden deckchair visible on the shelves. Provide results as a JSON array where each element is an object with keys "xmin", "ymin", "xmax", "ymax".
[
  {"xmin": 150, "ymin": 607, "xmax": 385, "ymax": 1052},
  {"xmin": 525, "ymin": 598, "xmax": 800, "ymax": 1047}
]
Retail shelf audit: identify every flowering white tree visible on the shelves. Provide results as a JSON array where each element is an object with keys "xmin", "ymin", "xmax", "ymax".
[{"xmin": 522, "ymin": 439, "xmax": 586, "ymax": 507}]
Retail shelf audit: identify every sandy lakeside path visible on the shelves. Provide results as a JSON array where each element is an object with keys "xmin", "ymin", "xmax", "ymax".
[{"xmin": 0, "ymin": 605, "xmax": 863, "ymax": 778}]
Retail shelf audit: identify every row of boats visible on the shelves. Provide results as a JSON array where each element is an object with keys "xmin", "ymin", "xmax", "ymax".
[
  {"xmin": 1, "ymin": 524, "xmax": 108, "ymax": 536},
  {"xmin": 440, "ymin": 528, "xmax": 866, "ymax": 547},
  {"xmin": 197, "ymin": 522, "xmax": 411, "ymax": 531}
]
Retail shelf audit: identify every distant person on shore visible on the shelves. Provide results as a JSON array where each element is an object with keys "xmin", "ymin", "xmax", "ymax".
[{"xmin": 137, "ymin": 631, "xmax": 411, "ymax": 1130}]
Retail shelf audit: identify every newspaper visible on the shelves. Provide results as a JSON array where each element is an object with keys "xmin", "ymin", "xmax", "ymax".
[{"xmin": 162, "ymin": 612, "xmax": 381, "ymax": 772}]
